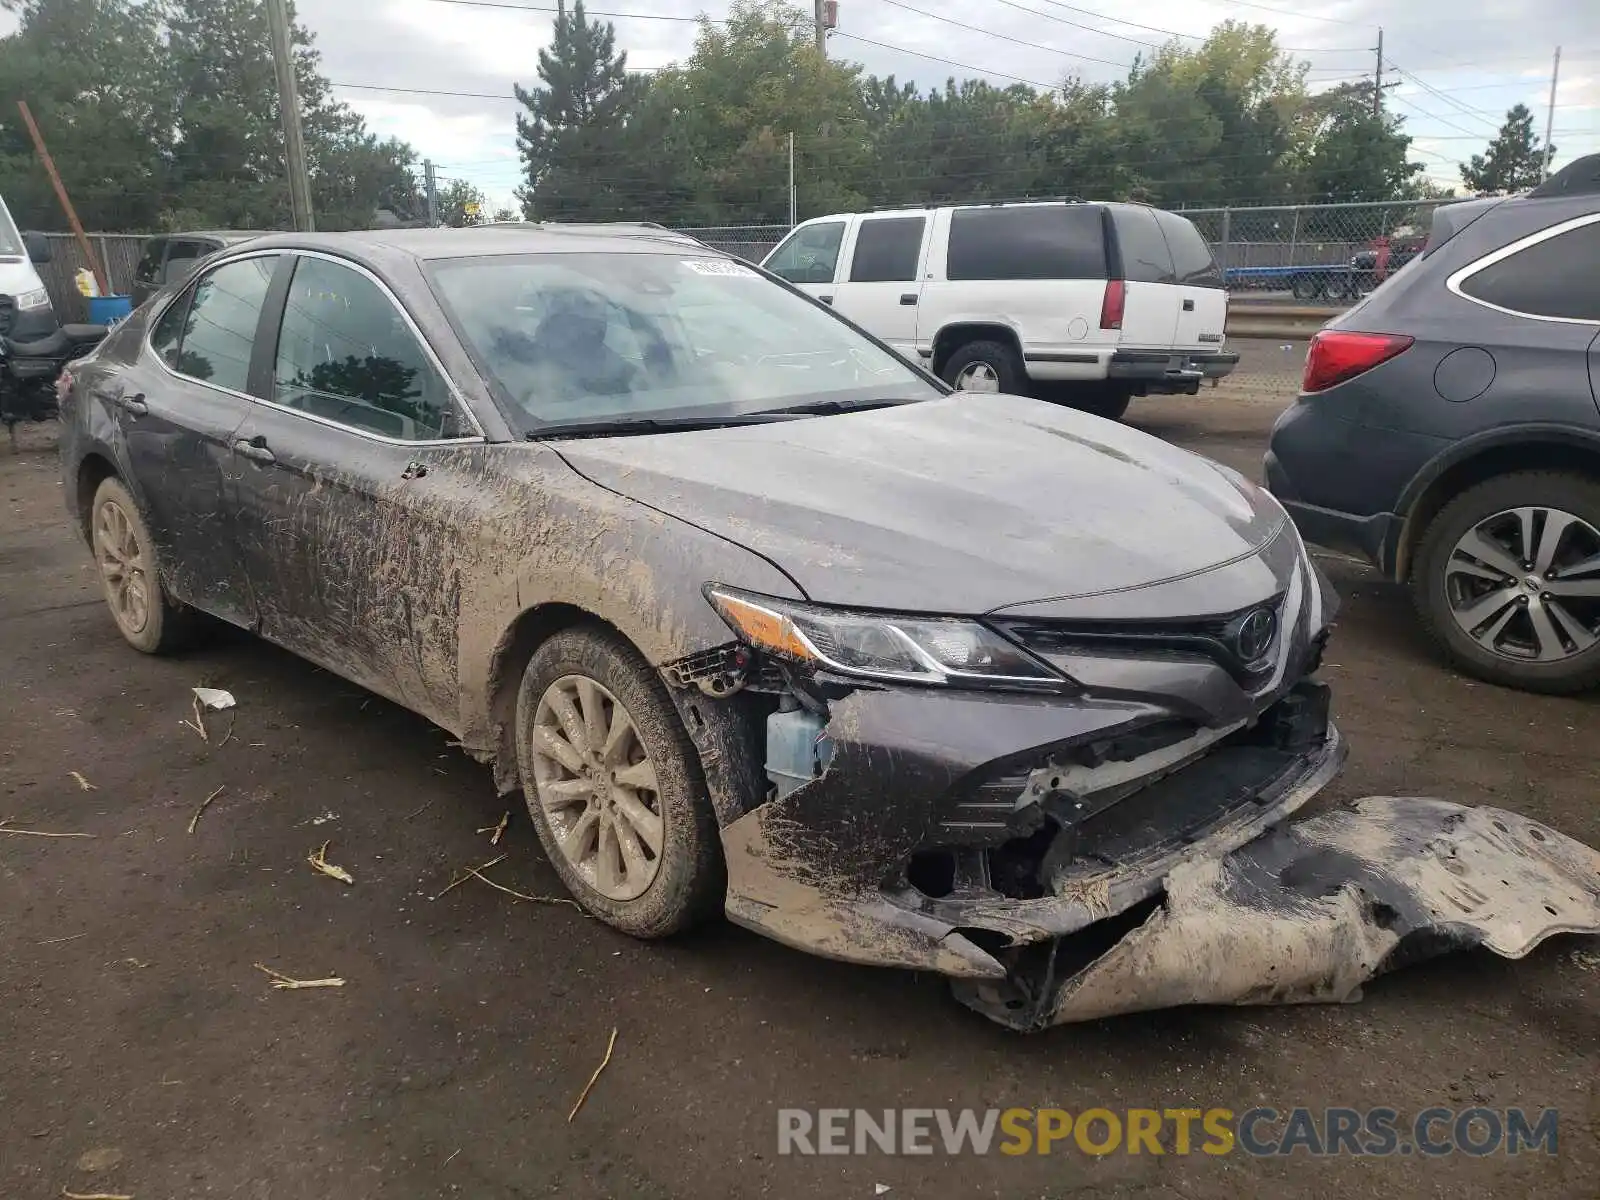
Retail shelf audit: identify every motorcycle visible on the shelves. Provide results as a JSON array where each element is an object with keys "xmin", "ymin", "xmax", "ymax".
[{"xmin": 0, "ymin": 314, "xmax": 108, "ymax": 448}]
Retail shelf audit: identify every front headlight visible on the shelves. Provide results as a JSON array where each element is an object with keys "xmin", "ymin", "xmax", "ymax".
[
  {"xmin": 705, "ymin": 585, "xmax": 1064, "ymax": 689},
  {"xmin": 15, "ymin": 287, "xmax": 50, "ymax": 312}
]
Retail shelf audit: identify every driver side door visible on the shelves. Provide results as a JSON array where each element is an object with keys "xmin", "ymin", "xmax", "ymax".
[{"xmin": 761, "ymin": 219, "xmax": 847, "ymax": 306}]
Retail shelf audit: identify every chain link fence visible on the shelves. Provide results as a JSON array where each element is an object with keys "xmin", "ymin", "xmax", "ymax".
[{"xmin": 24, "ymin": 202, "xmax": 1466, "ymax": 402}]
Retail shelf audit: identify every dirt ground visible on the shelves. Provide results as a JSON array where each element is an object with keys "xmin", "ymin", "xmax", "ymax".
[{"xmin": 2, "ymin": 394, "xmax": 1595, "ymax": 1200}]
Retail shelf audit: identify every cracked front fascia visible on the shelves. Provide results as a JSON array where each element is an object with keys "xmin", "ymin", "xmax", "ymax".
[{"xmin": 717, "ymin": 677, "xmax": 1347, "ymax": 976}]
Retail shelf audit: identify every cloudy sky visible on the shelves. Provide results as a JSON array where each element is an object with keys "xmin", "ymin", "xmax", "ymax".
[
  {"xmin": 10, "ymin": 0, "xmax": 1597, "ymax": 214},
  {"xmin": 306, "ymin": 0, "xmax": 1596, "ymax": 213}
]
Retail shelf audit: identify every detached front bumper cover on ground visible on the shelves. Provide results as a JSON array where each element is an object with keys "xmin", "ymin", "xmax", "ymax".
[{"xmin": 956, "ymin": 795, "xmax": 1600, "ymax": 1030}]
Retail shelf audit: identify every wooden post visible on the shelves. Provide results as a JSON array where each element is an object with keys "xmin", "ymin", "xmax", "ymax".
[{"xmin": 15, "ymin": 100, "xmax": 108, "ymax": 295}]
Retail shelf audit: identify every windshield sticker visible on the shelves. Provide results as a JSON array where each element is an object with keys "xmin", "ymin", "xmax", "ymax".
[{"xmin": 682, "ymin": 259, "xmax": 760, "ymax": 278}]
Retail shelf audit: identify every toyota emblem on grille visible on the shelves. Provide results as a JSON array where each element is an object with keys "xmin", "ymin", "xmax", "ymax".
[{"xmin": 1233, "ymin": 607, "xmax": 1277, "ymax": 662}]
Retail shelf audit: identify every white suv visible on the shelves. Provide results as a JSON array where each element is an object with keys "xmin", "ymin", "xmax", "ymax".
[{"xmin": 761, "ymin": 200, "xmax": 1237, "ymax": 419}]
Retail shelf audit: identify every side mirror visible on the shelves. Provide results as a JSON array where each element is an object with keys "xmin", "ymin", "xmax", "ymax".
[{"xmin": 22, "ymin": 231, "xmax": 51, "ymax": 264}]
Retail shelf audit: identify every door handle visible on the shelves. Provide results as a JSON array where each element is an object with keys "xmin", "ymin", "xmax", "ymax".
[
  {"xmin": 1182, "ymin": 299, "xmax": 1195, "ymax": 311},
  {"xmin": 819, "ymin": 294, "xmax": 834, "ymax": 305},
  {"xmin": 900, "ymin": 293, "xmax": 918, "ymax": 305},
  {"xmin": 117, "ymin": 392, "xmax": 147, "ymax": 417},
  {"xmin": 232, "ymin": 436, "xmax": 275, "ymax": 464}
]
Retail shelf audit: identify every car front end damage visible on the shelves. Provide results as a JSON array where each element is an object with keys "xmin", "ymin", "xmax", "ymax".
[{"xmin": 656, "ymin": 519, "xmax": 1369, "ymax": 1027}]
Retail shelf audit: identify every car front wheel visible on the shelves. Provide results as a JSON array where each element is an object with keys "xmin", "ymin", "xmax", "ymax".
[
  {"xmin": 514, "ymin": 626, "xmax": 724, "ymax": 936},
  {"xmin": 1412, "ymin": 471, "xmax": 1600, "ymax": 693}
]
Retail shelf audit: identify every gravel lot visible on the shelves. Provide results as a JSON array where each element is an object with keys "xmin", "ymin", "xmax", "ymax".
[{"xmin": 2, "ymin": 393, "xmax": 1595, "ymax": 1200}]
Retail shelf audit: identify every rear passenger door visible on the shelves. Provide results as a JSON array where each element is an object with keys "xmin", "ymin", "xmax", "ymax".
[
  {"xmin": 228, "ymin": 252, "xmax": 483, "ymax": 725},
  {"xmin": 1155, "ymin": 210, "xmax": 1228, "ymax": 352},
  {"xmin": 125, "ymin": 253, "xmax": 281, "ymax": 626},
  {"xmin": 831, "ymin": 215, "xmax": 928, "ymax": 355},
  {"xmin": 1108, "ymin": 207, "xmax": 1180, "ymax": 350}
]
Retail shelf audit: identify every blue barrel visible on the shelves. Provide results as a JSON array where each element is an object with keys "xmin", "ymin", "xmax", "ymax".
[{"xmin": 87, "ymin": 295, "xmax": 133, "ymax": 325}]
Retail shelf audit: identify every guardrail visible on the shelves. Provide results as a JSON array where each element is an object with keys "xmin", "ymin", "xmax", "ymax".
[{"xmin": 1225, "ymin": 302, "xmax": 1343, "ymax": 341}]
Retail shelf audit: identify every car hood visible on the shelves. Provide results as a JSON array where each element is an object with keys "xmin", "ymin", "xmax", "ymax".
[{"xmin": 554, "ymin": 393, "xmax": 1288, "ymax": 615}]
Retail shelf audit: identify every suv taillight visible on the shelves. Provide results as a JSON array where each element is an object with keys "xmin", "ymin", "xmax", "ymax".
[
  {"xmin": 1099, "ymin": 279, "xmax": 1125, "ymax": 330},
  {"xmin": 1302, "ymin": 330, "xmax": 1413, "ymax": 393}
]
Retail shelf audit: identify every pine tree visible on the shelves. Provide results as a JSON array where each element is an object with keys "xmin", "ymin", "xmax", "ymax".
[
  {"xmin": 513, "ymin": 1, "xmax": 638, "ymax": 220},
  {"xmin": 1460, "ymin": 104, "xmax": 1552, "ymax": 196}
]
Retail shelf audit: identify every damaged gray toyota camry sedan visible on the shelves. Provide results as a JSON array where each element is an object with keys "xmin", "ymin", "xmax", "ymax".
[{"xmin": 59, "ymin": 226, "xmax": 1600, "ymax": 1029}]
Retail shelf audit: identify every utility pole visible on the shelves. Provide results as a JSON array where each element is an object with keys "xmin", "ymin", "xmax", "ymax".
[
  {"xmin": 1542, "ymin": 46, "xmax": 1561, "ymax": 182},
  {"xmin": 814, "ymin": 0, "xmax": 826, "ymax": 56},
  {"xmin": 424, "ymin": 160, "xmax": 438, "ymax": 227},
  {"xmin": 265, "ymin": 0, "xmax": 314, "ymax": 232},
  {"xmin": 787, "ymin": 132, "xmax": 796, "ymax": 227},
  {"xmin": 1373, "ymin": 28, "xmax": 1383, "ymax": 118}
]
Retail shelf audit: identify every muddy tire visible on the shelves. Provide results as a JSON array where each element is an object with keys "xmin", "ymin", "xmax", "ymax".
[
  {"xmin": 1411, "ymin": 471, "xmax": 1600, "ymax": 694},
  {"xmin": 89, "ymin": 476, "xmax": 191, "ymax": 654},
  {"xmin": 942, "ymin": 339, "xmax": 1025, "ymax": 395},
  {"xmin": 515, "ymin": 626, "xmax": 724, "ymax": 937}
]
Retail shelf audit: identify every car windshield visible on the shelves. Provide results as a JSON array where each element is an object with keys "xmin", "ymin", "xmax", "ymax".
[
  {"xmin": 427, "ymin": 251, "xmax": 939, "ymax": 433},
  {"xmin": 0, "ymin": 197, "xmax": 25, "ymax": 258}
]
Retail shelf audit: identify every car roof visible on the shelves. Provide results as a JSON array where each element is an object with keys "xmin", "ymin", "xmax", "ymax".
[
  {"xmin": 156, "ymin": 230, "xmax": 274, "ymax": 243},
  {"xmin": 215, "ymin": 225, "xmax": 721, "ymax": 263}
]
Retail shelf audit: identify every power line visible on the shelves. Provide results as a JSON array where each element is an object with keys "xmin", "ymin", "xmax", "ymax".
[
  {"xmin": 426, "ymin": 0, "xmax": 719, "ymax": 20},
  {"xmin": 830, "ymin": 30, "xmax": 1065, "ymax": 89},
  {"xmin": 1391, "ymin": 65, "xmax": 1506, "ymax": 130},
  {"xmin": 1388, "ymin": 94, "xmax": 1494, "ymax": 142},
  {"xmin": 872, "ymin": 0, "xmax": 1132, "ymax": 68},
  {"xmin": 1009, "ymin": 0, "xmax": 1371, "ymax": 53}
]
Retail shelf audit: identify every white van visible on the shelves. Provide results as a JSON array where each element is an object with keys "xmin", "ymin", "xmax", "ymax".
[
  {"xmin": 760, "ymin": 200, "xmax": 1237, "ymax": 420},
  {"xmin": 0, "ymin": 194, "xmax": 57, "ymax": 340}
]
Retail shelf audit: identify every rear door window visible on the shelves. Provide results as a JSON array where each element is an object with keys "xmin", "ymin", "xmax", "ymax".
[
  {"xmin": 946, "ymin": 206, "xmax": 1107, "ymax": 281},
  {"xmin": 1110, "ymin": 208, "xmax": 1176, "ymax": 284},
  {"xmin": 162, "ymin": 239, "xmax": 218, "ymax": 285},
  {"xmin": 1153, "ymin": 211, "xmax": 1224, "ymax": 288},
  {"xmin": 163, "ymin": 255, "xmax": 280, "ymax": 392},
  {"xmin": 849, "ymin": 216, "xmax": 927, "ymax": 283},
  {"xmin": 1458, "ymin": 217, "xmax": 1600, "ymax": 321},
  {"xmin": 766, "ymin": 221, "xmax": 846, "ymax": 284}
]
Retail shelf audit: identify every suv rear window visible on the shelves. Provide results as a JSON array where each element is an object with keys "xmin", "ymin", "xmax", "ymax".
[
  {"xmin": 1458, "ymin": 217, "xmax": 1600, "ymax": 321},
  {"xmin": 1153, "ymin": 211, "xmax": 1224, "ymax": 288},
  {"xmin": 1110, "ymin": 208, "xmax": 1176, "ymax": 284},
  {"xmin": 946, "ymin": 205, "xmax": 1107, "ymax": 281}
]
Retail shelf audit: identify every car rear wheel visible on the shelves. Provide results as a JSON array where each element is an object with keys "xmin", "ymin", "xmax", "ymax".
[
  {"xmin": 1412, "ymin": 471, "xmax": 1600, "ymax": 693},
  {"xmin": 89, "ymin": 477, "xmax": 190, "ymax": 654},
  {"xmin": 515, "ymin": 626, "xmax": 724, "ymax": 937},
  {"xmin": 942, "ymin": 339, "xmax": 1024, "ymax": 395}
]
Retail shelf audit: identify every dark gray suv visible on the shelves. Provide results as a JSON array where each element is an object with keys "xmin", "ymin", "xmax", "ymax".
[{"xmin": 1267, "ymin": 154, "xmax": 1600, "ymax": 692}]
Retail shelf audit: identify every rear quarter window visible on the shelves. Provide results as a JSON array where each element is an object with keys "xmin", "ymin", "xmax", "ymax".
[
  {"xmin": 1154, "ymin": 211, "xmax": 1224, "ymax": 288},
  {"xmin": 1110, "ymin": 208, "xmax": 1176, "ymax": 284},
  {"xmin": 1457, "ymin": 216, "xmax": 1600, "ymax": 321},
  {"xmin": 946, "ymin": 206, "xmax": 1107, "ymax": 281}
]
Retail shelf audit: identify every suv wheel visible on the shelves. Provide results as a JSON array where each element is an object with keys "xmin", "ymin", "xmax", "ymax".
[
  {"xmin": 1069, "ymin": 385, "xmax": 1132, "ymax": 422},
  {"xmin": 942, "ymin": 340, "xmax": 1024, "ymax": 395},
  {"xmin": 1412, "ymin": 471, "xmax": 1600, "ymax": 693}
]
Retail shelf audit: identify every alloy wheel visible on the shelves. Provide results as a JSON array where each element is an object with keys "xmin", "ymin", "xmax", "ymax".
[
  {"xmin": 529, "ymin": 674, "xmax": 664, "ymax": 901},
  {"xmin": 954, "ymin": 361, "xmax": 1001, "ymax": 392},
  {"xmin": 1444, "ymin": 505, "xmax": 1600, "ymax": 663},
  {"xmin": 93, "ymin": 496, "xmax": 151, "ymax": 637}
]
